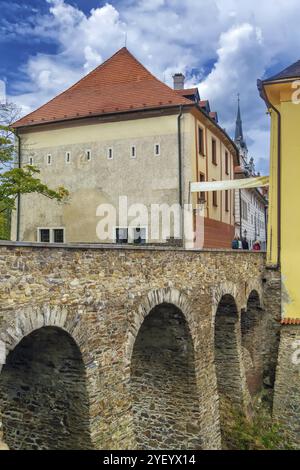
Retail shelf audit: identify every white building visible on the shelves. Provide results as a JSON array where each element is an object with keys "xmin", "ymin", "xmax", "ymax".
[{"xmin": 234, "ymin": 97, "xmax": 268, "ymax": 249}]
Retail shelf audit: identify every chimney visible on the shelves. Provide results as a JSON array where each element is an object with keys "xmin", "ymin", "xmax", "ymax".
[{"xmin": 173, "ymin": 73, "xmax": 185, "ymax": 90}]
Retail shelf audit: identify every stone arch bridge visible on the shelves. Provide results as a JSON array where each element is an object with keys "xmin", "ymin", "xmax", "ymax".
[{"xmin": 0, "ymin": 243, "xmax": 279, "ymax": 450}]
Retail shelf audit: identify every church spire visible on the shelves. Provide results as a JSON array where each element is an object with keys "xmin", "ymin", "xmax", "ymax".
[{"xmin": 235, "ymin": 93, "xmax": 247, "ymax": 152}]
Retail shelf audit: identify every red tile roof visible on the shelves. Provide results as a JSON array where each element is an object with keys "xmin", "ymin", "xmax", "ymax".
[
  {"xmin": 13, "ymin": 47, "xmax": 191, "ymax": 128},
  {"xmin": 175, "ymin": 88, "xmax": 198, "ymax": 96},
  {"xmin": 281, "ymin": 318, "xmax": 300, "ymax": 325}
]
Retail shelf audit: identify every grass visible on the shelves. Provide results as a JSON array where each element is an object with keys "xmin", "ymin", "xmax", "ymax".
[{"xmin": 220, "ymin": 391, "xmax": 294, "ymax": 450}]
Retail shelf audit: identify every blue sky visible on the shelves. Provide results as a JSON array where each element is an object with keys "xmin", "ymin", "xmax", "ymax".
[{"xmin": 1, "ymin": 0, "xmax": 300, "ymax": 174}]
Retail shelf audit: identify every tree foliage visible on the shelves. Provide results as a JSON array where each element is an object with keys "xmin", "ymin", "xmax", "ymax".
[{"xmin": 0, "ymin": 102, "xmax": 68, "ymax": 214}]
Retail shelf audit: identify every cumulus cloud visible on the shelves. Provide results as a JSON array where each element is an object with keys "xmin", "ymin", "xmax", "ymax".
[
  {"xmin": 0, "ymin": 80, "xmax": 6, "ymax": 104},
  {"xmin": 5, "ymin": 0, "xmax": 300, "ymax": 172},
  {"xmin": 198, "ymin": 23, "xmax": 270, "ymax": 159}
]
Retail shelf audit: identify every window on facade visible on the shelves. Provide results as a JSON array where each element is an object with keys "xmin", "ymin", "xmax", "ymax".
[
  {"xmin": 65, "ymin": 151, "xmax": 71, "ymax": 163},
  {"xmin": 38, "ymin": 228, "xmax": 65, "ymax": 243},
  {"xmin": 198, "ymin": 127, "xmax": 204, "ymax": 155},
  {"xmin": 53, "ymin": 229, "xmax": 64, "ymax": 243},
  {"xmin": 115, "ymin": 227, "xmax": 128, "ymax": 244},
  {"xmin": 241, "ymin": 199, "xmax": 248, "ymax": 221},
  {"xmin": 225, "ymin": 151, "xmax": 229, "ymax": 174},
  {"xmin": 198, "ymin": 173, "xmax": 206, "ymax": 203},
  {"xmin": 225, "ymin": 190, "xmax": 229, "ymax": 212},
  {"xmin": 133, "ymin": 227, "xmax": 146, "ymax": 245},
  {"xmin": 39, "ymin": 229, "xmax": 50, "ymax": 243},
  {"xmin": 107, "ymin": 148, "xmax": 113, "ymax": 160},
  {"xmin": 29, "ymin": 157, "xmax": 34, "ymax": 165},
  {"xmin": 47, "ymin": 154, "xmax": 52, "ymax": 165},
  {"xmin": 154, "ymin": 143, "xmax": 160, "ymax": 156},
  {"xmin": 86, "ymin": 149, "xmax": 91, "ymax": 161},
  {"xmin": 212, "ymin": 138, "xmax": 217, "ymax": 165},
  {"xmin": 212, "ymin": 180, "xmax": 218, "ymax": 207},
  {"xmin": 131, "ymin": 146, "xmax": 136, "ymax": 158}
]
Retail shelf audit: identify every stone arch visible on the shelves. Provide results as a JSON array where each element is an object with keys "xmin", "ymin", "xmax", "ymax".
[
  {"xmin": 211, "ymin": 281, "xmax": 241, "ymax": 325},
  {"xmin": 245, "ymin": 280, "xmax": 264, "ymax": 310},
  {"xmin": 127, "ymin": 288, "xmax": 221, "ymax": 450},
  {"xmin": 125, "ymin": 288, "xmax": 197, "ymax": 366},
  {"xmin": 214, "ymin": 293, "xmax": 251, "ymax": 444},
  {"xmin": 0, "ymin": 304, "xmax": 93, "ymax": 450},
  {"xmin": 241, "ymin": 290, "xmax": 264, "ymax": 395}
]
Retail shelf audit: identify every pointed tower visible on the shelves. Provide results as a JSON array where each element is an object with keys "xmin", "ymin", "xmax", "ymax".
[{"xmin": 234, "ymin": 94, "xmax": 248, "ymax": 160}]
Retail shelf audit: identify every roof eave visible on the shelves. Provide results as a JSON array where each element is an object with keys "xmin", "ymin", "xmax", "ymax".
[{"xmin": 12, "ymin": 103, "xmax": 193, "ymax": 131}]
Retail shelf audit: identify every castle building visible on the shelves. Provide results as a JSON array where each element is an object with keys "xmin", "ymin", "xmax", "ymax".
[
  {"xmin": 233, "ymin": 96, "xmax": 268, "ymax": 249},
  {"xmin": 12, "ymin": 47, "xmax": 239, "ymax": 248}
]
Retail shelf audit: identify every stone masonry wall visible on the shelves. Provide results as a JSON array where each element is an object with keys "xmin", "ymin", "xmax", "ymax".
[
  {"xmin": 0, "ymin": 327, "xmax": 92, "ymax": 450},
  {"xmin": 131, "ymin": 304, "xmax": 202, "ymax": 450},
  {"xmin": 273, "ymin": 325, "xmax": 300, "ymax": 447},
  {"xmin": 0, "ymin": 243, "xmax": 266, "ymax": 450}
]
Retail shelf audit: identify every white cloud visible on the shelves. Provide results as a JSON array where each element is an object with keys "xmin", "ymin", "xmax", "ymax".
[
  {"xmin": 6, "ymin": 0, "xmax": 300, "ymax": 172},
  {"xmin": 0, "ymin": 80, "xmax": 6, "ymax": 104}
]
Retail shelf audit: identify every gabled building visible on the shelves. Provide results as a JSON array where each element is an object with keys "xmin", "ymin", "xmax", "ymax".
[
  {"xmin": 233, "ymin": 96, "xmax": 268, "ymax": 249},
  {"xmin": 12, "ymin": 47, "xmax": 239, "ymax": 248}
]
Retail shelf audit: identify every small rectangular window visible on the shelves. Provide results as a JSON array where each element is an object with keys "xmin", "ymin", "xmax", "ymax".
[
  {"xmin": 107, "ymin": 147, "xmax": 113, "ymax": 160},
  {"xmin": 225, "ymin": 190, "xmax": 229, "ymax": 212},
  {"xmin": 133, "ymin": 227, "xmax": 146, "ymax": 245},
  {"xmin": 65, "ymin": 151, "xmax": 71, "ymax": 163},
  {"xmin": 115, "ymin": 227, "xmax": 128, "ymax": 244},
  {"xmin": 29, "ymin": 157, "xmax": 34, "ymax": 165},
  {"xmin": 212, "ymin": 179, "xmax": 218, "ymax": 206},
  {"xmin": 47, "ymin": 154, "xmax": 52, "ymax": 165},
  {"xmin": 213, "ymin": 191, "xmax": 218, "ymax": 207},
  {"xmin": 198, "ymin": 173, "xmax": 206, "ymax": 203},
  {"xmin": 86, "ymin": 149, "xmax": 91, "ymax": 161},
  {"xmin": 225, "ymin": 151, "xmax": 229, "ymax": 174},
  {"xmin": 212, "ymin": 139, "xmax": 217, "ymax": 165},
  {"xmin": 154, "ymin": 143, "xmax": 160, "ymax": 156},
  {"xmin": 39, "ymin": 229, "xmax": 50, "ymax": 243},
  {"xmin": 131, "ymin": 146, "xmax": 136, "ymax": 159},
  {"xmin": 53, "ymin": 229, "xmax": 64, "ymax": 243},
  {"xmin": 198, "ymin": 127, "xmax": 204, "ymax": 155}
]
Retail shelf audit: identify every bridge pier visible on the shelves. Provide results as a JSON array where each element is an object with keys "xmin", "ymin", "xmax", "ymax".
[{"xmin": 273, "ymin": 324, "xmax": 300, "ymax": 447}]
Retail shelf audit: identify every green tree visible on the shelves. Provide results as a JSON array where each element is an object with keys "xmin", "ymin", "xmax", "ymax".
[{"xmin": 0, "ymin": 102, "xmax": 68, "ymax": 215}]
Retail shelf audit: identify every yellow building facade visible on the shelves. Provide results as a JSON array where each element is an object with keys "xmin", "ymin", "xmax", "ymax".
[{"xmin": 259, "ymin": 62, "xmax": 300, "ymax": 321}]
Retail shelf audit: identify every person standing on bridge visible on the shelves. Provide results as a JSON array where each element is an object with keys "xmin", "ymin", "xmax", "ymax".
[
  {"xmin": 253, "ymin": 240, "xmax": 261, "ymax": 251},
  {"xmin": 242, "ymin": 237, "xmax": 249, "ymax": 250}
]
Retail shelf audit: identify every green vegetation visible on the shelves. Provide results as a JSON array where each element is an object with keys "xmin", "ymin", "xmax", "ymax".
[
  {"xmin": 220, "ymin": 393, "xmax": 294, "ymax": 450},
  {"xmin": 0, "ymin": 102, "xmax": 68, "ymax": 214},
  {"xmin": 0, "ymin": 205, "xmax": 10, "ymax": 239}
]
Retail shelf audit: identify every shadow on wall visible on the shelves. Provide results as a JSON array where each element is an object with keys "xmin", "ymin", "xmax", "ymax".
[
  {"xmin": 130, "ymin": 303, "xmax": 202, "ymax": 450},
  {"xmin": 0, "ymin": 326, "xmax": 92, "ymax": 450}
]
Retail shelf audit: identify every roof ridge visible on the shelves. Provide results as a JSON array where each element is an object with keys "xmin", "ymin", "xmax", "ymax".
[
  {"xmin": 13, "ymin": 48, "xmax": 130, "ymax": 126},
  {"xmin": 13, "ymin": 46, "xmax": 191, "ymax": 128}
]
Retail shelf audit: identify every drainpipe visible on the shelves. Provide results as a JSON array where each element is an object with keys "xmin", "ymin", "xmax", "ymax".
[
  {"xmin": 257, "ymin": 79, "xmax": 281, "ymax": 269},
  {"xmin": 239, "ymin": 189, "xmax": 242, "ymax": 240},
  {"xmin": 177, "ymin": 106, "xmax": 183, "ymax": 242},
  {"xmin": 16, "ymin": 133, "xmax": 21, "ymax": 242}
]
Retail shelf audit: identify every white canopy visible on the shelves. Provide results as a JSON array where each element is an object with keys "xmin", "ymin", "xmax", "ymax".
[{"xmin": 190, "ymin": 176, "xmax": 269, "ymax": 193}]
